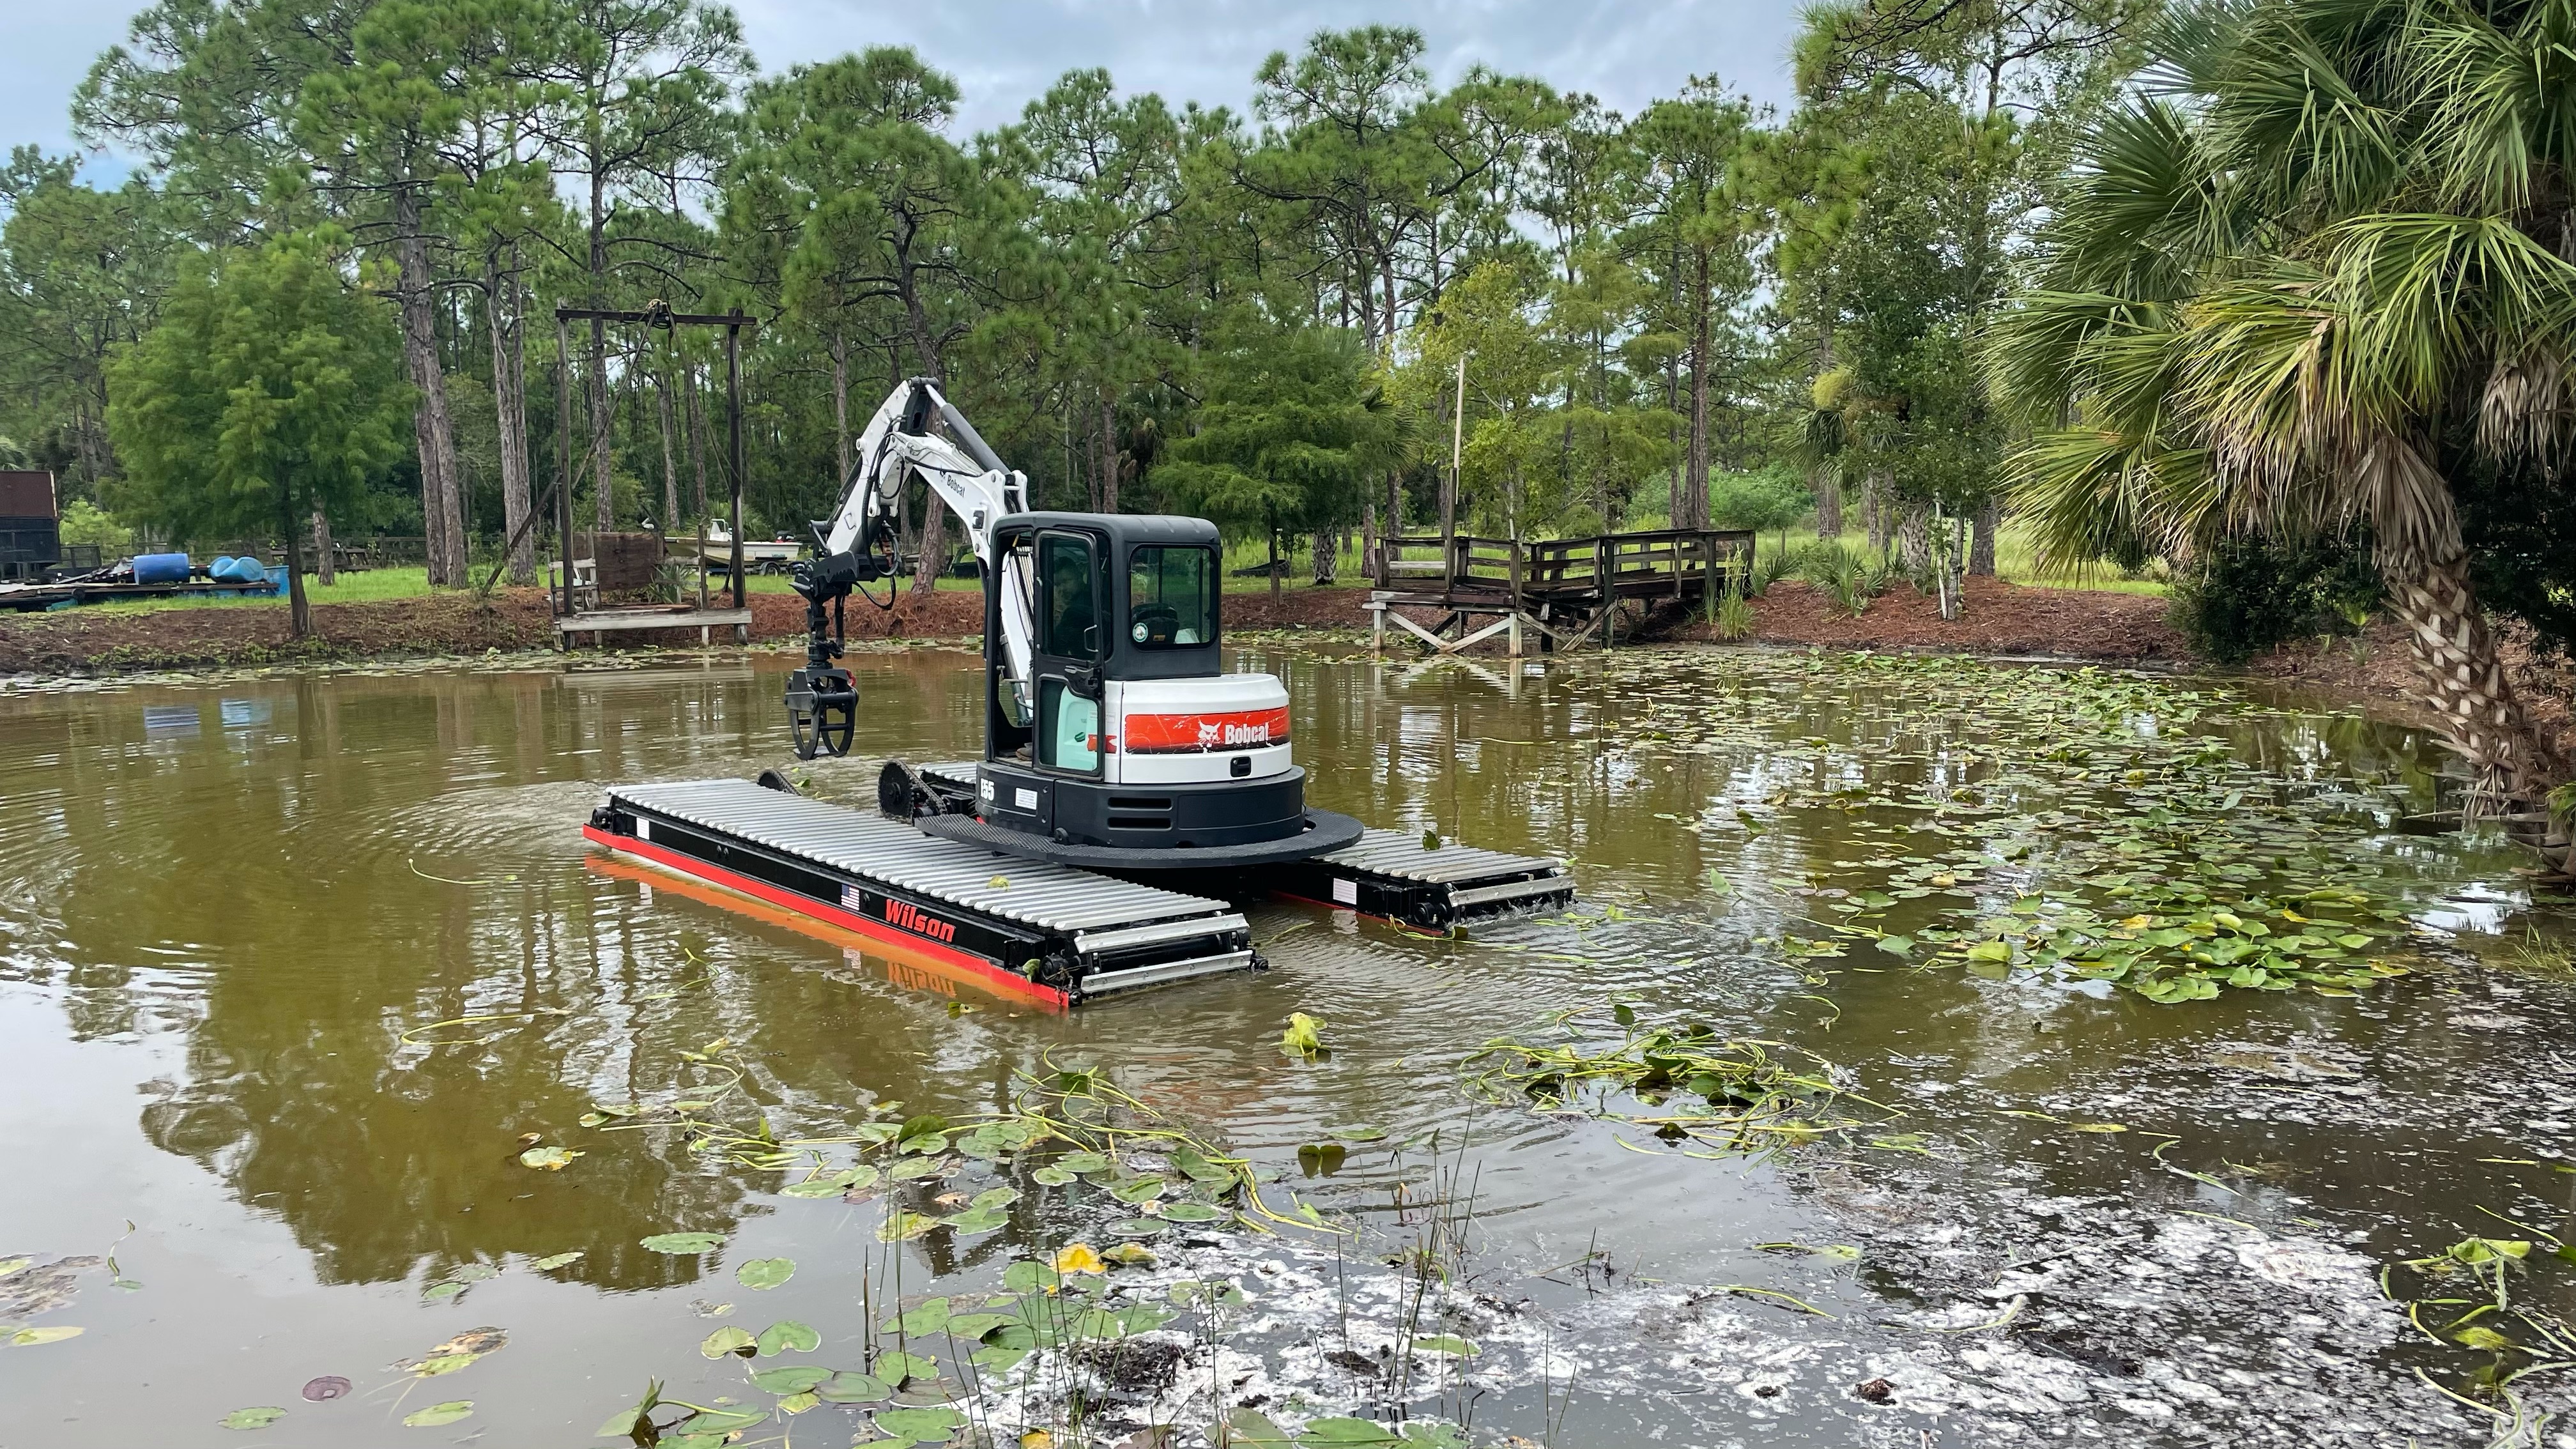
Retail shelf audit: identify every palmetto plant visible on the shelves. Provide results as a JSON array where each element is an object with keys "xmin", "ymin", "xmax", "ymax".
[{"xmin": 1990, "ymin": 0, "xmax": 2576, "ymax": 804}]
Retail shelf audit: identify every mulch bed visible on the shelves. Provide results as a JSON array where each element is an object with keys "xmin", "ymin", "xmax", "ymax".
[{"xmin": 0, "ymin": 577, "xmax": 2184, "ymax": 676}]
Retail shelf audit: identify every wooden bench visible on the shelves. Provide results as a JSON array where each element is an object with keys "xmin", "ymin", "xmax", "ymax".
[{"xmin": 553, "ymin": 605, "xmax": 752, "ymax": 648}]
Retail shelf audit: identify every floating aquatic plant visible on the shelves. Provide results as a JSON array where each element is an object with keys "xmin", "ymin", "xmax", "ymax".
[{"xmin": 1460, "ymin": 1007, "xmax": 1883, "ymax": 1156}]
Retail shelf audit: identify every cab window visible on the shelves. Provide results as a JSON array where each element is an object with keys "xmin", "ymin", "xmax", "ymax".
[
  {"xmin": 1127, "ymin": 545, "xmax": 1215, "ymax": 648},
  {"xmin": 1041, "ymin": 533, "xmax": 1098, "ymax": 658}
]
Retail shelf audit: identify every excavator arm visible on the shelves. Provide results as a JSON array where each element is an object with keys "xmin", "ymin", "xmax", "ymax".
[{"xmin": 785, "ymin": 378, "xmax": 1034, "ymax": 760}]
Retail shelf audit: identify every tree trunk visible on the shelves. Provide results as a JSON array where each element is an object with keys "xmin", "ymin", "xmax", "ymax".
[
  {"xmin": 900, "ymin": 264, "xmax": 946, "ymax": 597},
  {"xmin": 1312, "ymin": 526, "xmax": 1333, "ymax": 585},
  {"xmin": 1815, "ymin": 469, "xmax": 1843, "ymax": 540},
  {"xmin": 1684, "ymin": 245, "xmax": 1712, "ymax": 530},
  {"xmin": 1268, "ymin": 525, "xmax": 1282, "ymax": 599},
  {"xmin": 1099, "ymin": 397, "xmax": 1118, "ymax": 514},
  {"xmin": 1969, "ymin": 498, "xmax": 1998, "ymax": 577},
  {"xmin": 2384, "ymin": 544, "xmax": 2551, "ymax": 804},
  {"xmin": 1897, "ymin": 502, "xmax": 1929, "ymax": 576},
  {"xmin": 588, "ymin": 316, "xmax": 612, "ymax": 531},
  {"xmin": 1864, "ymin": 471, "xmax": 1892, "ymax": 554},
  {"xmin": 490, "ymin": 256, "xmax": 535, "ymax": 586},
  {"xmin": 687, "ymin": 363, "xmax": 710, "ymax": 529},
  {"xmin": 1362, "ymin": 498, "xmax": 1379, "ymax": 581},
  {"xmin": 656, "ymin": 364, "xmax": 680, "ymax": 532},
  {"xmin": 395, "ymin": 184, "xmax": 463, "ymax": 588},
  {"xmin": 829, "ymin": 325, "xmax": 852, "ymax": 485},
  {"xmin": 281, "ymin": 494, "xmax": 310, "ymax": 639},
  {"xmin": 311, "ymin": 505, "xmax": 335, "ymax": 588}
]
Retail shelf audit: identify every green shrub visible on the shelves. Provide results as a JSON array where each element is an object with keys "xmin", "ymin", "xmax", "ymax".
[
  {"xmin": 2168, "ymin": 533, "xmax": 2380, "ymax": 664},
  {"xmin": 1715, "ymin": 586, "xmax": 1755, "ymax": 641},
  {"xmin": 1706, "ymin": 464, "xmax": 1813, "ymax": 535},
  {"xmin": 1797, "ymin": 541, "xmax": 1874, "ymax": 617},
  {"xmin": 59, "ymin": 499, "xmax": 134, "ymax": 555}
]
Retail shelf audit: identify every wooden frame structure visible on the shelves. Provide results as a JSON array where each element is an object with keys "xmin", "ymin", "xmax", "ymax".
[
  {"xmin": 547, "ymin": 303, "xmax": 758, "ymax": 648},
  {"xmin": 1368, "ymin": 528, "xmax": 1756, "ymax": 656}
]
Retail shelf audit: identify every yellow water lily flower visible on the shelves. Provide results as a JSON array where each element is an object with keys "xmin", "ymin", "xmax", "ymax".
[{"xmin": 1051, "ymin": 1243, "xmax": 1105, "ymax": 1276}]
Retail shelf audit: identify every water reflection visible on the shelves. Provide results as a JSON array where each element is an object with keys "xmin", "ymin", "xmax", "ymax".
[{"xmin": 0, "ymin": 648, "xmax": 2567, "ymax": 1446}]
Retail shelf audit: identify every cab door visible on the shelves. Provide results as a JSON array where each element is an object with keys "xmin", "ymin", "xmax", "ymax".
[{"xmin": 1031, "ymin": 530, "xmax": 1106, "ymax": 779}]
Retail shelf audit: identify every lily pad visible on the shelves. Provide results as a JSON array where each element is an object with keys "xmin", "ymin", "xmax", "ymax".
[
  {"xmin": 1054, "ymin": 1151, "xmax": 1112, "ymax": 1175},
  {"xmin": 1003, "ymin": 1260, "xmax": 1061, "ymax": 1293},
  {"xmin": 1299, "ymin": 1419, "xmax": 1400, "ymax": 1446},
  {"xmin": 874, "ymin": 1349, "xmax": 939, "ymax": 1384},
  {"xmin": 401, "ymin": 1401, "xmax": 473, "ymax": 1428},
  {"xmin": 970, "ymin": 1186, "xmax": 1020, "ymax": 1209},
  {"xmin": 736, "ymin": 1257, "xmax": 795, "ymax": 1290},
  {"xmin": 755, "ymin": 1319, "xmax": 820, "ymax": 1356},
  {"xmin": 877, "ymin": 1211, "xmax": 939, "ymax": 1242},
  {"xmin": 944, "ymin": 1205, "xmax": 1009, "ymax": 1234},
  {"xmin": 518, "ymin": 1146, "xmax": 581, "ymax": 1170},
  {"xmin": 886, "ymin": 1298, "xmax": 950, "ymax": 1335},
  {"xmin": 527, "ymin": 1252, "xmax": 585, "ymax": 1271},
  {"xmin": 1108, "ymin": 1217, "xmax": 1167, "ymax": 1238},
  {"xmin": 1030, "ymin": 1166, "xmax": 1076, "ymax": 1186},
  {"xmin": 700, "ymin": 1326, "xmax": 757, "ymax": 1358},
  {"xmin": 875, "ymin": 1406, "xmax": 966, "ymax": 1445},
  {"xmin": 815, "ymin": 1370, "xmax": 891, "ymax": 1404},
  {"xmin": 219, "ymin": 1406, "xmax": 287, "ymax": 1430},
  {"xmin": 1158, "ymin": 1201, "xmax": 1226, "ymax": 1223},
  {"xmin": 751, "ymin": 1364, "xmax": 832, "ymax": 1393},
  {"xmin": 7, "ymin": 1326, "xmax": 80, "ymax": 1346},
  {"xmin": 1108, "ymin": 1176, "xmax": 1167, "ymax": 1204},
  {"xmin": 641, "ymin": 1232, "xmax": 724, "ymax": 1255}
]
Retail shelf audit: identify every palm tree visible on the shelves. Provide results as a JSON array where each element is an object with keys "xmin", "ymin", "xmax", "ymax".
[{"xmin": 1991, "ymin": 0, "xmax": 2576, "ymax": 805}]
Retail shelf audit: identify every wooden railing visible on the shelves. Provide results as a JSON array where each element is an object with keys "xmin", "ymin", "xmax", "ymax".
[{"xmin": 1373, "ymin": 528, "xmax": 1757, "ymax": 608}]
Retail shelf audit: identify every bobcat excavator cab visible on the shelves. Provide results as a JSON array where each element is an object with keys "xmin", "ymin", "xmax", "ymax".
[
  {"xmin": 783, "ymin": 378, "xmax": 1362, "ymax": 868},
  {"xmin": 583, "ymin": 377, "xmax": 1570, "ymax": 1006}
]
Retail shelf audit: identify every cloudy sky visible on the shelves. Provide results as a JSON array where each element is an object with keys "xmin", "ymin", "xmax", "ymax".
[{"xmin": 10, "ymin": 0, "xmax": 1807, "ymax": 174}]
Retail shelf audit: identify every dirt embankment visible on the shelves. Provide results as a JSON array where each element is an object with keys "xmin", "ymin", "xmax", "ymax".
[
  {"xmin": 0, "ymin": 577, "xmax": 2216, "ymax": 675},
  {"xmin": 2246, "ymin": 616, "xmax": 2576, "ymax": 765},
  {"xmin": 9, "ymin": 579, "xmax": 2566, "ymax": 767},
  {"xmin": 0, "ymin": 581, "xmax": 1388, "ymax": 675}
]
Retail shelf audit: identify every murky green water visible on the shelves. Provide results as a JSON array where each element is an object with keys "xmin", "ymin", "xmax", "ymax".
[{"xmin": 3, "ymin": 645, "xmax": 2572, "ymax": 1448}]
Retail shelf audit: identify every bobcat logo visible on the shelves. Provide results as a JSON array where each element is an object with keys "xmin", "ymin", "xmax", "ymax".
[{"xmin": 1197, "ymin": 720, "xmax": 1223, "ymax": 747}]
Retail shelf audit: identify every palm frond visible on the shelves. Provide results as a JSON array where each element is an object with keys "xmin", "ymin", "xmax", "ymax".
[
  {"xmin": 2004, "ymin": 424, "xmax": 2218, "ymax": 572},
  {"xmin": 2400, "ymin": 0, "xmax": 2576, "ymax": 216}
]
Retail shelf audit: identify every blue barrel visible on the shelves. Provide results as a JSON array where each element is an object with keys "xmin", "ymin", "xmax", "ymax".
[
  {"xmin": 210, "ymin": 555, "xmax": 236, "ymax": 577},
  {"xmin": 133, "ymin": 553, "xmax": 190, "ymax": 584},
  {"xmin": 222, "ymin": 556, "xmax": 267, "ymax": 583}
]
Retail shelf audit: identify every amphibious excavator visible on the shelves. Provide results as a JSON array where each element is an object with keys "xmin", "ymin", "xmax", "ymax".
[{"xmin": 585, "ymin": 379, "xmax": 1570, "ymax": 1004}]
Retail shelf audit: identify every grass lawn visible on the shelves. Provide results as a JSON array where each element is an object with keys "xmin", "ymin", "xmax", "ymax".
[
  {"xmin": 1214, "ymin": 518, "xmax": 2170, "ymax": 597},
  {"xmin": 52, "ymin": 515, "xmax": 2163, "ymax": 620},
  {"xmin": 1775, "ymin": 524, "xmax": 2171, "ymax": 596}
]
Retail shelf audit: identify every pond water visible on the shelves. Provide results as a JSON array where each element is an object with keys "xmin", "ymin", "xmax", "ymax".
[{"xmin": 2, "ymin": 644, "xmax": 2572, "ymax": 1449}]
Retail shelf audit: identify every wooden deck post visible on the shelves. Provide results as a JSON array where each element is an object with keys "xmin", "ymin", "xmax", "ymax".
[
  {"xmin": 1507, "ymin": 538, "xmax": 1524, "ymax": 657},
  {"xmin": 1596, "ymin": 535, "xmax": 1613, "ymax": 650}
]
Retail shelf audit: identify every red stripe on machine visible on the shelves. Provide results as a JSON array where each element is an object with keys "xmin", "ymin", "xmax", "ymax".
[
  {"xmin": 884, "ymin": 898, "xmax": 957, "ymax": 943},
  {"xmin": 1121, "ymin": 707, "xmax": 1291, "ymax": 754},
  {"xmin": 580, "ymin": 827, "xmax": 1068, "ymax": 1009}
]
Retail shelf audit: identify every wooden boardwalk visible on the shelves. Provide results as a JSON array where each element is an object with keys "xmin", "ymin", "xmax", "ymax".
[{"xmin": 1368, "ymin": 528, "xmax": 1757, "ymax": 655}]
